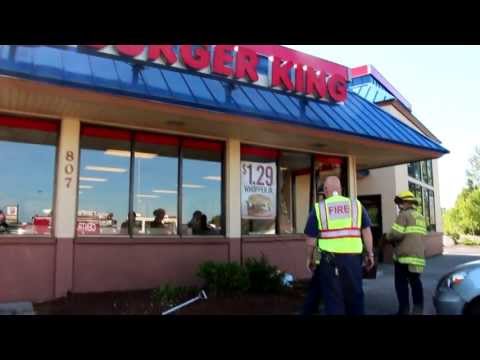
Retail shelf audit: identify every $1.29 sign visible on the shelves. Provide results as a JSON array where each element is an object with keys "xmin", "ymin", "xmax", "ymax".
[{"xmin": 241, "ymin": 161, "xmax": 276, "ymax": 219}]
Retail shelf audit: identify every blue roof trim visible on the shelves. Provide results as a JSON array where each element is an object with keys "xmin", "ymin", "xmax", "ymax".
[
  {"xmin": 349, "ymin": 75, "xmax": 396, "ymax": 104},
  {"xmin": 0, "ymin": 45, "xmax": 448, "ymax": 154}
]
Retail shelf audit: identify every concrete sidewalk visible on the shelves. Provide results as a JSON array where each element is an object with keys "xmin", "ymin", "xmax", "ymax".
[{"xmin": 364, "ymin": 248, "xmax": 480, "ymax": 315}]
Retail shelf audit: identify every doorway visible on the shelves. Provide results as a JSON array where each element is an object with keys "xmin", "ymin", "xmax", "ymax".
[{"xmin": 358, "ymin": 195, "xmax": 384, "ymax": 263}]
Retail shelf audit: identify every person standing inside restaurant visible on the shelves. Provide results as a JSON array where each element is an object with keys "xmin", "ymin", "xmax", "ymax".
[
  {"xmin": 302, "ymin": 176, "xmax": 374, "ymax": 315},
  {"xmin": 0, "ymin": 210, "xmax": 10, "ymax": 234},
  {"xmin": 385, "ymin": 191, "xmax": 427, "ymax": 315}
]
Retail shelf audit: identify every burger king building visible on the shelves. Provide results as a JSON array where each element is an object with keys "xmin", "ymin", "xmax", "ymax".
[{"xmin": 0, "ymin": 45, "xmax": 448, "ymax": 303}]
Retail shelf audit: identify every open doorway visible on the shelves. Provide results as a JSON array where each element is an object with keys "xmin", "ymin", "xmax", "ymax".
[{"xmin": 358, "ymin": 195, "xmax": 384, "ymax": 263}]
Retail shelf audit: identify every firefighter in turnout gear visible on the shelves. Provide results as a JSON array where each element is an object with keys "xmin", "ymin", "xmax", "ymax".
[
  {"xmin": 302, "ymin": 176, "xmax": 374, "ymax": 315},
  {"xmin": 386, "ymin": 190, "xmax": 427, "ymax": 315}
]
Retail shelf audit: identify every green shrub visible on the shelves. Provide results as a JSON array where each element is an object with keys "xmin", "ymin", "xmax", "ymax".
[
  {"xmin": 244, "ymin": 255, "xmax": 286, "ymax": 294},
  {"xmin": 152, "ymin": 284, "xmax": 199, "ymax": 305},
  {"xmin": 197, "ymin": 261, "xmax": 249, "ymax": 297}
]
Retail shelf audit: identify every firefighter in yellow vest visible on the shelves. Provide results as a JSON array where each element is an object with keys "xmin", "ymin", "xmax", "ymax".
[
  {"xmin": 386, "ymin": 191, "xmax": 427, "ymax": 315},
  {"xmin": 302, "ymin": 176, "xmax": 374, "ymax": 315}
]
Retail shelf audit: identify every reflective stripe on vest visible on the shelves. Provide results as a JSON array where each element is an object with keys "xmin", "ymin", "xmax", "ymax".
[
  {"xmin": 391, "ymin": 223, "xmax": 427, "ymax": 235},
  {"xmin": 315, "ymin": 195, "xmax": 363, "ymax": 254},
  {"xmin": 393, "ymin": 254, "xmax": 426, "ymax": 267}
]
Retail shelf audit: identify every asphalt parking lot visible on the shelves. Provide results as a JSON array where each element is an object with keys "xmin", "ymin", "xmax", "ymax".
[{"xmin": 364, "ymin": 246, "xmax": 480, "ymax": 315}]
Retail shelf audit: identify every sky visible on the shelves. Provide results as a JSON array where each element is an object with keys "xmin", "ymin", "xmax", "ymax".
[{"xmin": 286, "ymin": 45, "xmax": 480, "ymax": 209}]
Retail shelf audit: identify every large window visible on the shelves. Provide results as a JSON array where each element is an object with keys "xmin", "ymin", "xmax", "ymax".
[
  {"xmin": 408, "ymin": 181, "xmax": 436, "ymax": 231},
  {"xmin": 181, "ymin": 139, "xmax": 223, "ymax": 236},
  {"xmin": 408, "ymin": 160, "xmax": 433, "ymax": 186},
  {"xmin": 428, "ymin": 189, "xmax": 436, "ymax": 232},
  {"xmin": 408, "ymin": 161, "xmax": 421, "ymax": 180},
  {"xmin": 314, "ymin": 155, "xmax": 349, "ymax": 202},
  {"xmin": 241, "ymin": 145, "xmax": 278, "ymax": 235},
  {"xmin": 133, "ymin": 133, "xmax": 179, "ymax": 236},
  {"xmin": 77, "ymin": 127, "xmax": 131, "ymax": 235},
  {"xmin": 278, "ymin": 151, "xmax": 312, "ymax": 234},
  {"xmin": 240, "ymin": 145, "xmax": 346, "ymax": 236},
  {"xmin": 76, "ymin": 125, "xmax": 224, "ymax": 237},
  {"xmin": 0, "ymin": 115, "xmax": 59, "ymax": 236},
  {"xmin": 408, "ymin": 159, "xmax": 436, "ymax": 232}
]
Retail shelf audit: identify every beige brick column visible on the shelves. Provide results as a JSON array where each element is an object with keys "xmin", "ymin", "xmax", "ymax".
[
  {"xmin": 53, "ymin": 117, "xmax": 80, "ymax": 298},
  {"xmin": 225, "ymin": 138, "xmax": 241, "ymax": 262},
  {"xmin": 348, "ymin": 155, "xmax": 358, "ymax": 198}
]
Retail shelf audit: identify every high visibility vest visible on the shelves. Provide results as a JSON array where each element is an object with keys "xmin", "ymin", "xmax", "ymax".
[{"xmin": 315, "ymin": 195, "xmax": 363, "ymax": 254}]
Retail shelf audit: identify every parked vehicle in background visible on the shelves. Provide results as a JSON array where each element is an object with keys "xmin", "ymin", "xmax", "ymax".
[{"xmin": 434, "ymin": 260, "xmax": 480, "ymax": 315}]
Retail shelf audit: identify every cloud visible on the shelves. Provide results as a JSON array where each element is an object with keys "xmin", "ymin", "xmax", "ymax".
[{"xmin": 80, "ymin": 177, "xmax": 108, "ymax": 182}]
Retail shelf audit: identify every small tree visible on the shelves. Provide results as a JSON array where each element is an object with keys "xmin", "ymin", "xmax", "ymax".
[
  {"xmin": 444, "ymin": 187, "xmax": 480, "ymax": 238},
  {"xmin": 466, "ymin": 146, "xmax": 480, "ymax": 189}
]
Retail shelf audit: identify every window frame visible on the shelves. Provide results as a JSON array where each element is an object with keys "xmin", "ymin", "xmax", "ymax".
[
  {"xmin": 240, "ymin": 143, "xmax": 349, "ymax": 237},
  {"xmin": 76, "ymin": 124, "xmax": 225, "ymax": 239},
  {"xmin": 0, "ymin": 114, "xmax": 60, "ymax": 238},
  {"xmin": 408, "ymin": 180, "xmax": 437, "ymax": 233}
]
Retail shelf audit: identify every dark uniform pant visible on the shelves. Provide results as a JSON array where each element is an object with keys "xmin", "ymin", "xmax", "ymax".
[
  {"xmin": 302, "ymin": 253, "xmax": 364, "ymax": 315},
  {"xmin": 394, "ymin": 262, "xmax": 423, "ymax": 314}
]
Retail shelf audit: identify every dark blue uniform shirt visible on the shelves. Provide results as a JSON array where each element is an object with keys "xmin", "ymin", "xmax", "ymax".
[{"xmin": 304, "ymin": 204, "xmax": 372, "ymax": 238}]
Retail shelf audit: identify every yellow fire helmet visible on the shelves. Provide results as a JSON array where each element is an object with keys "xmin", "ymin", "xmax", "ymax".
[{"xmin": 394, "ymin": 190, "xmax": 419, "ymax": 205}]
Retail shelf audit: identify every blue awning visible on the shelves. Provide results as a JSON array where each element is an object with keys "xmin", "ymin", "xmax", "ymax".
[
  {"xmin": 349, "ymin": 75, "xmax": 396, "ymax": 104},
  {"xmin": 0, "ymin": 45, "xmax": 448, "ymax": 154}
]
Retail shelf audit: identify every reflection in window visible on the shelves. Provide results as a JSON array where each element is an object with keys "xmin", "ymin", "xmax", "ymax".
[
  {"xmin": 314, "ymin": 155, "xmax": 348, "ymax": 202},
  {"xmin": 427, "ymin": 160, "xmax": 434, "ymax": 186},
  {"xmin": 421, "ymin": 161, "xmax": 429, "ymax": 184},
  {"xmin": 408, "ymin": 162, "xmax": 416, "ymax": 179},
  {"xmin": 408, "ymin": 181, "xmax": 436, "ymax": 232},
  {"xmin": 241, "ymin": 145, "xmax": 278, "ymax": 235},
  {"xmin": 0, "ymin": 118, "xmax": 58, "ymax": 236},
  {"xmin": 181, "ymin": 139, "xmax": 223, "ymax": 236},
  {"xmin": 428, "ymin": 189, "xmax": 436, "ymax": 231},
  {"xmin": 408, "ymin": 182, "xmax": 423, "ymax": 216},
  {"xmin": 77, "ymin": 127, "xmax": 131, "ymax": 236},
  {"xmin": 408, "ymin": 161, "xmax": 421, "ymax": 181},
  {"xmin": 133, "ymin": 133, "xmax": 178, "ymax": 236},
  {"xmin": 423, "ymin": 188, "xmax": 430, "ymax": 229},
  {"xmin": 278, "ymin": 151, "xmax": 311, "ymax": 234}
]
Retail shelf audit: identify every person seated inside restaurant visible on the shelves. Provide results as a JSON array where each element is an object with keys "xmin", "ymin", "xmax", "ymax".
[
  {"xmin": 121, "ymin": 211, "xmax": 140, "ymax": 234},
  {"xmin": 198, "ymin": 214, "xmax": 218, "ymax": 235},
  {"xmin": 0, "ymin": 210, "xmax": 10, "ymax": 234},
  {"xmin": 149, "ymin": 208, "xmax": 171, "ymax": 235},
  {"xmin": 187, "ymin": 210, "xmax": 203, "ymax": 235}
]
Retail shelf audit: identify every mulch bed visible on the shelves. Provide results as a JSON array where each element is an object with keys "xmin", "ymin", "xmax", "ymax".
[{"xmin": 34, "ymin": 281, "xmax": 310, "ymax": 315}]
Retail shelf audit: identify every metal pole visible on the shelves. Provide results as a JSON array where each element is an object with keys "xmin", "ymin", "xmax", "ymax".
[{"xmin": 161, "ymin": 290, "xmax": 207, "ymax": 316}]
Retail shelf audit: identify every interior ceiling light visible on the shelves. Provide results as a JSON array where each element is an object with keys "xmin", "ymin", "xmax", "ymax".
[
  {"xmin": 202, "ymin": 176, "xmax": 221, "ymax": 181},
  {"xmin": 182, "ymin": 184, "xmax": 206, "ymax": 189},
  {"xmin": 104, "ymin": 149, "xmax": 157, "ymax": 159},
  {"xmin": 85, "ymin": 166, "xmax": 127, "ymax": 173},
  {"xmin": 80, "ymin": 177, "xmax": 108, "ymax": 182},
  {"xmin": 152, "ymin": 190, "xmax": 178, "ymax": 194}
]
